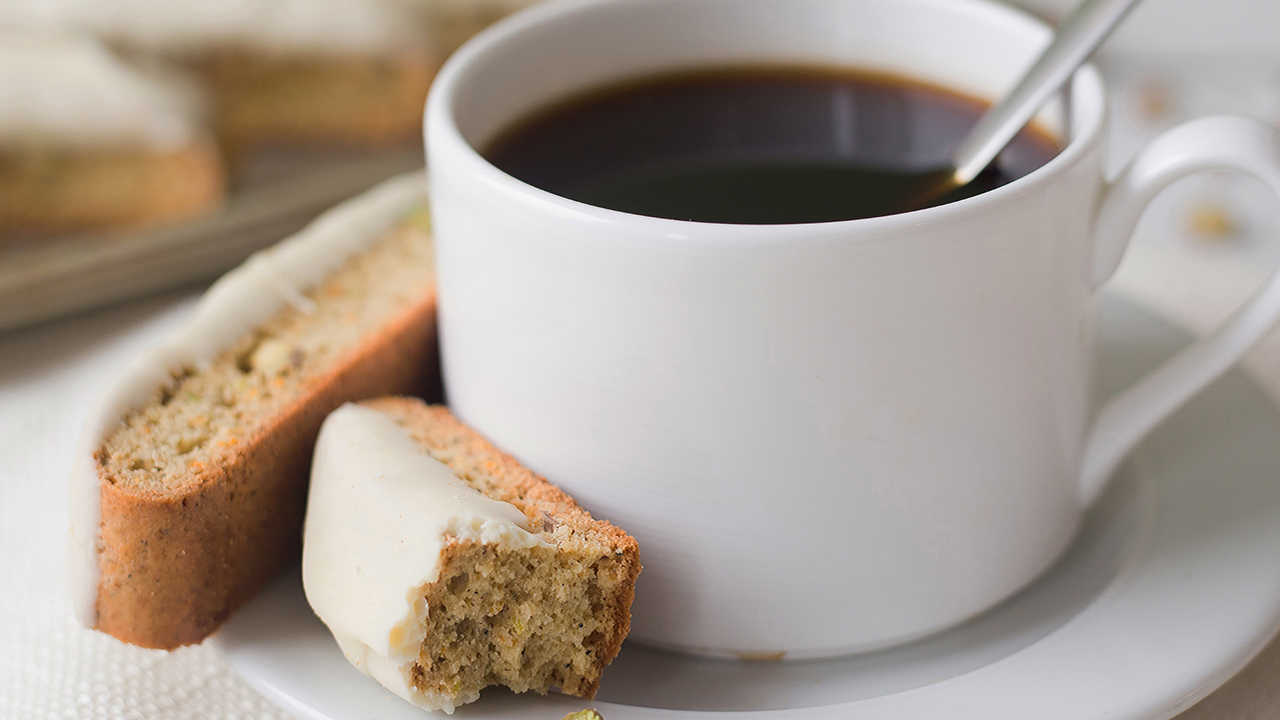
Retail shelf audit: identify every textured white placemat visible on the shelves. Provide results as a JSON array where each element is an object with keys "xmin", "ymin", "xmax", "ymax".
[{"xmin": 1, "ymin": 245, "xmax": 1278, "ymax": 720}]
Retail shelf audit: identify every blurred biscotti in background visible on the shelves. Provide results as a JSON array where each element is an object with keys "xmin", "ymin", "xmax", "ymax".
[
  {"xmin": 0, "ymin": 0, "xmax": 547, "ymax": 239},
  {"xmin": 399, "ymin": 0, "xmax": 545, "ymax": 56},
  {"xmin": 1, "ymin": 0, "xmax": 437, "ymax": 154},
  {"xmin": 0, "ymin": 33, "xmax": 224, "ymax": 237}
]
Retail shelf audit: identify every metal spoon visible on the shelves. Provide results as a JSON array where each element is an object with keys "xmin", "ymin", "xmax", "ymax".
[{"xmin": 906, "ymin": 0, "xmax": 1144, "ymax": 208}]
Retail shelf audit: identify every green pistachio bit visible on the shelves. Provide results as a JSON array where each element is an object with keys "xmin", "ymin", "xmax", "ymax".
[
  {"xmin": 405, "ymin": 206, "xmax": 432, "ymax": 232},
  {"xmin": 561, "ymin": 710, "xmax": 604, "ymax": 720}
]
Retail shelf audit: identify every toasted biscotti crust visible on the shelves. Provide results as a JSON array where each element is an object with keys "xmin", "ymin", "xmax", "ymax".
[
  {"xmin": 82, "ymin": 179, "xmax": 438, "ymax": 650},
  {"xmin": 359, "ymin": 397, "xmax": 642, "ymax": 694},
  {"xmin": 93, "ymin": 292, "xmax": 435, "ymax": 645},
  {"xmin": 94, "ymin": 291, "xmax": 437, "ymax": 649}
]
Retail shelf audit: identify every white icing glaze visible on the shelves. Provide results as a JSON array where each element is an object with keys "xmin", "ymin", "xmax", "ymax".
[
  {"xmin": 0, "ymin": 33, "xmax": 198, "ymax": 148},
  {"xmin": 302, "ymin": 403, "xmax": 546, "ymax": 713},
  {"xmin": 0, "ymin": 0, "xmax": 426, "ymax": 53},
  {"xmin": 67, "ymin": 171, "xmax": 430, "ymax": 630}
]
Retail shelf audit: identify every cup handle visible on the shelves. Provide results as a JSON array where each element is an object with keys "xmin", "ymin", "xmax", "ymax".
[{"xmin": 1079, "ymin": 115, "xmax": 1280, "ymax": 505}]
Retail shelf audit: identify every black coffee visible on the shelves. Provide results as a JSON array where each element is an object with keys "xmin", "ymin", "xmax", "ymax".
[{"xmin": 483, "ymin": 66, "xmax": 1060, "ymax": 224}]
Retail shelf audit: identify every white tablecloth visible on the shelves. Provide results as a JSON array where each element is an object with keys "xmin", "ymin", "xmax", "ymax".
[{"xmin": 2, "ymin": 241, "xmax": 1279, "ymax": 719}]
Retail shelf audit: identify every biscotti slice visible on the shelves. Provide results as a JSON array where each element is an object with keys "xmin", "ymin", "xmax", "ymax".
[
  {"xmin": 69, "ymin": 172, "xmax": 437, "ymax": 649},
  {"xmin": 5, "ymin": 1, "xmax": 437, "ymax": 155},
  {"xmin": 0, "ymin": 33, "xmax": 224, "ymax": 236},
  {"xmin": 195, "ymin": 46, "xmax": 437, "ymax": 154},
  {"xmin": 0, "ymin": 141, "xmax": 224, "ymax": 237},
  {"xmin": 303, "ymin": 398, "xmax": 641, "ymax": 713},
  {"xmin": 414, "ymin": 0, "xmax": 543, "ymax": 57},
  {"xmin": 59, "ymin": 0, "xmax": 438, "ymax": 153}
]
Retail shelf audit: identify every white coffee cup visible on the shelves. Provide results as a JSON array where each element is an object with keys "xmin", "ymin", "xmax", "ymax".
[{"xmin": 425, "ymin": 0, "xmax": 1280, "ymax": 659}]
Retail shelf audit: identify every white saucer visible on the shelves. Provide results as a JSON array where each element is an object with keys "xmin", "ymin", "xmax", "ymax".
[{"xmin": 212, "ymin": 295, "xmax": 1280, "ymax": 720}]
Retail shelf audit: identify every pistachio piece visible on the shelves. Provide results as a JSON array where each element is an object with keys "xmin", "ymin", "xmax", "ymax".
[
  {"xmin": 405, "ymin": 205, "xmax": 432, "ymax": 232},
  {"xmin": 176, "ymin": 433, "xmax": 209, "ymax": 455},
  {"xmin": 249, "ymin": 338, "xmax": 294, "ymax": 375}
]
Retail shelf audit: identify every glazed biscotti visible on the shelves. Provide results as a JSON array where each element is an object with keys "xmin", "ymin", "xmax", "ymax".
[
  {"xmin": 412, "ymin": 0, "xmax": 544, "ymax": 57},
  {"xmin": 0, "ymin": 33, "xmax": 224, "ymax": 236},
  {"xmin": 303, "ymin": 398, "xmax": 641, "ymax": 713},
  {"xmin": 192, "ymin": 45, "xmax": 437, "ymax": 154},
  {"xmin": 3, "ymin": 0, "xmax": 436, "ymax": 156},
  {"xmin": 90, "ymin": 0, "xmax": 436, "ymax": 153},
  {"xmin": 70, "ymin": 172, "xmax": 438, "ymax": 649}
]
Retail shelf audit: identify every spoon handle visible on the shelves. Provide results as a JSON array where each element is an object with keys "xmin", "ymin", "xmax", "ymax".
[{"xmin": 951, "ymin": 0, "xmax": 1141, "ymax": 184}]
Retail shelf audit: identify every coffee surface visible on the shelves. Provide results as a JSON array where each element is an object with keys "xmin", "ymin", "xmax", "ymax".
[{"xmin": 484, "ymin": 66, "xmax": 1061, "ymax": 224}]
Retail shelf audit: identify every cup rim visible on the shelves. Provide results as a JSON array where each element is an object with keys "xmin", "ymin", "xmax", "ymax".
[{"xmin": 425, "ymin": 0, "xmax": 1108, "ymax": 240}]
